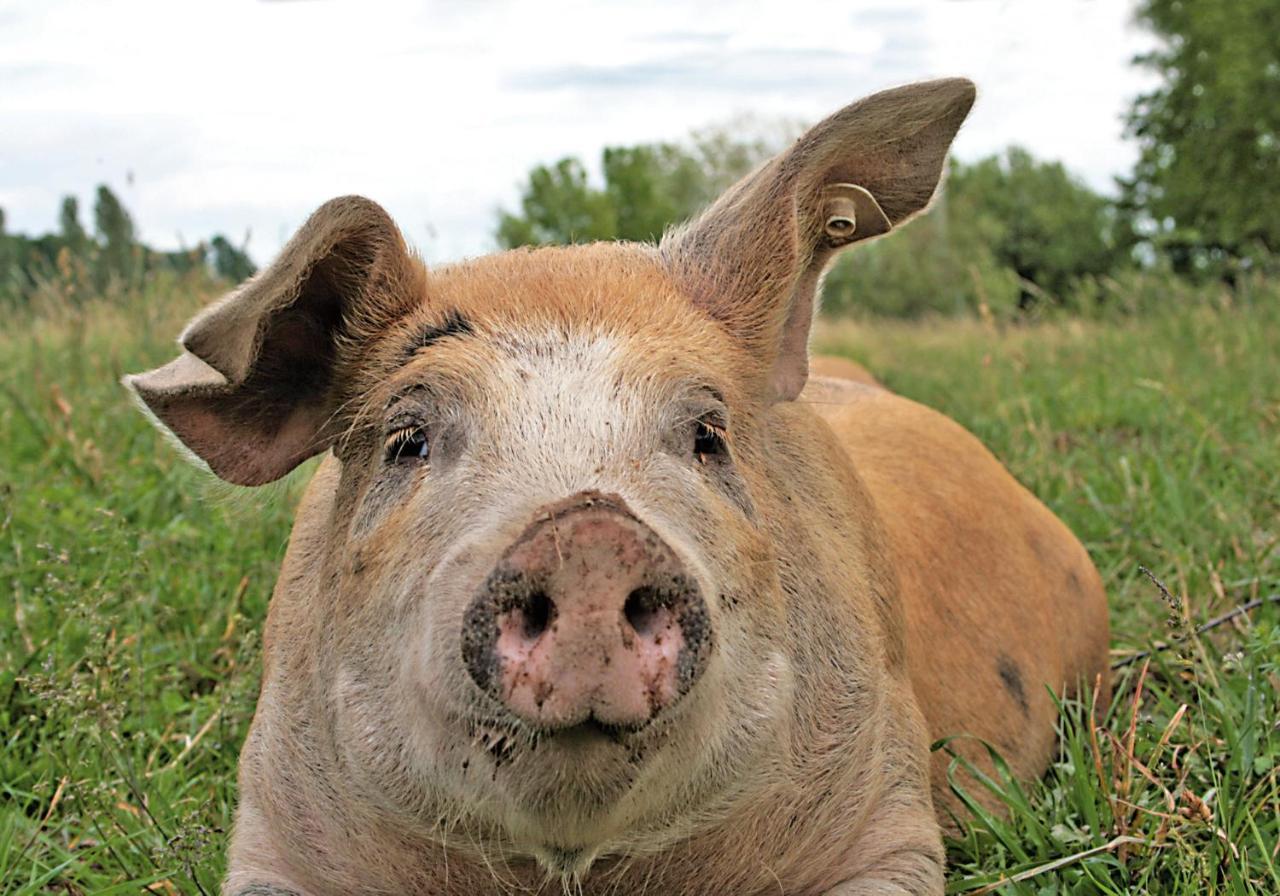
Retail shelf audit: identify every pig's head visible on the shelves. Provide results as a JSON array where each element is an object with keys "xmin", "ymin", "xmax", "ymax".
[{"xmin": 127, "ymin": 79, "xmax": 974, "ymax": 877}]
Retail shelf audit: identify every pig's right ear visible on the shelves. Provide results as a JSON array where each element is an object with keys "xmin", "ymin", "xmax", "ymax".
[{"xmin": 125, "ymin": 196, "xmax": 422, "ymax": 486}]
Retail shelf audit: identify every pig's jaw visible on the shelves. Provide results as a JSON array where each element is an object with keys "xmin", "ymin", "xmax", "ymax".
[
  {"xmin": 469, "ymin": 710, "xmax": 668, "ymax": 819},
  {"xmin": 466, "ymin": 650, "xmax": 793, "ymax": 878}
]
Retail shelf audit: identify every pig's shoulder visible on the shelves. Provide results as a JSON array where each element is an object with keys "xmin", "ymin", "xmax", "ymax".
[
  {"xmin": 799, "ymin": 373, "xmax": 884, "ymax": 408},
  {"xmin": 800, "ymin": 378, "xmax": 1010, "ymax": 490}
]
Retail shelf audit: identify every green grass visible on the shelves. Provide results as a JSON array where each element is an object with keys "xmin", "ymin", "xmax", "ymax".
[{"xmin": 2, "ymin": 274, "xmax": 1278, "ymax": 894}]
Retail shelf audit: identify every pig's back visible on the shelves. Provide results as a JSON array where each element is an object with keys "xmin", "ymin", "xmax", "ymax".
[{"xmin": 801, "ymin": 375, "xmax": 1109, "ymax": 816}]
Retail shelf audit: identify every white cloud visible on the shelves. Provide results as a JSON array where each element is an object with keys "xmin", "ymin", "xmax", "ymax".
[{"xmin": 0, "ymin": 0, "xmax": 1157, "ymax": 264}]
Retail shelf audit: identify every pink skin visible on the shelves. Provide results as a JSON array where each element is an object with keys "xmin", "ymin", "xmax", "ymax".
[{"xmin": 488, "ymin": 500, "xmax": 690, "ymax": 729}]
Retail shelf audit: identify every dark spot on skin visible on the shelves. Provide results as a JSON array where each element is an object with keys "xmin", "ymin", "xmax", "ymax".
[
  {"xmin": 1067, "ymin": 568, "xmax": 1083, "ymax": 597},
  {"xmin": 399, "ymin": 310, "xmax": 473, "ymax": 364},
  {"xmin": 997, "ymin": 654, "xmax": 1029, "ymax": 716},
  {"xmin": 1026, "ymin": 529, "xmax": 1048, "ymax": 565}
]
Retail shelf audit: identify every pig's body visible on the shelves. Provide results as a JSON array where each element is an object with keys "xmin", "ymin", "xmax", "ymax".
[
  {"xmin": 809, "ymin": 355, "xmax": 882, "ymax": 388},
  {"xmin": 222, "ymin": 366, "xmax": 1105, "ymax": 896},
  {"xmin": 809, "ymin": 375, "xmax": 1109, "ymax": 808},
  {"xmin": 128, "ymin": 80, "xmax": 1110, "ymax": 895}
]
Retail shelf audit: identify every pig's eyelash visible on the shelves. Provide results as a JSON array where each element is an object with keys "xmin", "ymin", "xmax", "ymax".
[
  {"xmin": 384, "ymin": 426, "xmax": 415, "ymax": 449},
  {"xmin": 694, "ymin": 418, "xmax": 729, "ymax": 463},
  {"xmin": 384, "ymin": 425, "xmax": 430, "ymax": 462}
]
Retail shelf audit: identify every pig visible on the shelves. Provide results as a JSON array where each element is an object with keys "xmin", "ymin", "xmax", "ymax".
[
  {"xmin": 808, "ymin": 355, "xmax": 881, "ymax": 388},
  {"xmin": 126, "ymin": 78, "xmax": 1109, "ymax": 896}
]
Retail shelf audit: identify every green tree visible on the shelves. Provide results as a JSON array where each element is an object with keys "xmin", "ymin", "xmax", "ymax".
[
  {"xmin": 822, "ymin": 150, "xmax": 1125, "ymax": 317},
  {"xmin": 0, "ymin": 205, "xmax": 62, "ymax": 301},
  {"xmin": 602, "ymin": 127, "xmax": 778, "ymax": 243},
  {"xmin": 210, "ymin": 234, "xmax": 256, "ymax": 282},
  {"xmin": 948, "ymin": 148, "xmax": 1125, "ymax": 305},
  {"xmin": 59, "ymin": 195, "xmax": 90, "ymax": 251},
  {"xmin": 0, "ymin": 190, "xmax": 259, "ymax": 304},
  {"xmin": 93, "ymin": 185, "xmax": 139, "ymax": 287},
  {"xmin": 1123, "ymin": 0, "xmax": 1280, "ymax": 272},
  {"xmin": 0, "ymin": 207, "xmax": 14, "ymax": 301},
  {"xmin": 497, "ymin": 124, "xmax": 783, "ymax": 249},
  {"xmin": 497, "ymin": 132, "xmax": 1126, "ymax": 317},
  {"xmin": 496, "ymin": 158, "xmax": 617, "ymax": 247},
  {"xmin": 601, "ymin": 145, "xmax": 696, "ymax": 243}
]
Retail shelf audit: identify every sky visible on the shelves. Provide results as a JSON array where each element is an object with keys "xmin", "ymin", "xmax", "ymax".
[{"xmin": 0, "ymin": 0, "xmax": 1159, "ymax": 266}]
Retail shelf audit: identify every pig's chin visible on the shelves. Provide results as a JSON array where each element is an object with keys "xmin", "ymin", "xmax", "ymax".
[
  {"xmin": 461, "ymin": 713, "xmax": 687, "ymax": 850},
  {"xmin": 476, "ymin": 718, "xmax": 653, "ymax": 815}
]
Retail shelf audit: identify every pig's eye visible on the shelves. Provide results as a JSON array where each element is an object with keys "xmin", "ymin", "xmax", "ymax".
[
  {"xmin": 693, "ymin": 419, "xmax": 727, "ymax": 463},
  {"xmin": 384, "ymin": 425, "xmax": 430, "ymax": 463}
]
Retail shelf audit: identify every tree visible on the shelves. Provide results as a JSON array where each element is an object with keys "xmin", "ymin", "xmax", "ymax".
[
  {"xmin": 496, "ymin": 123, "xmax": 783, "ymax": 249},
  {"xmin": 0, "ymin": 207, "xmax": 14, "ymax": 301},
  {"xmin": 0, "ymin": 189, "xmax": 260, "ymax": 304},
  {"xmin": 496, "ymin": 158, "xmax": 617, "ymax": 247},
  {"xmin": 602, "ymin": 145, "xmax": 696, "ymax": 243},
  {"xmin": 947, "ymin": 148, "xmax": 1126, "ymax": 305},
  {"xmin": 59, "ymin": 195, "xmax": 89, "ymax": 251},
  {"xmin": 1122, "ymin": 0, "xmax": 1280, "ymax": 272},
  {"xmin": 93, "ymin": 185, "xmax": 138, "ymax": 286},
  {"xmin": 496, "ymin": 132, "xmax": 1126, "ymax": 317},
  {"xmin": 602, "ymin": 126, "xmax": 779, "ymax": 243},
  {"xmin": 210, "ymin": 234, "xmax": 256, "ymax": 282},
  {"xmin": 822, "ymin": 150, "xmax": 1126, "ymax": 317}
]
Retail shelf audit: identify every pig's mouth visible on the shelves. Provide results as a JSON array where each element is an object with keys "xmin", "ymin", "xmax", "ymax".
[
  {"xmin": 466, "ymin": 713, "xmax": 647, "ymax": 767},
  {"xmin": 553, "ymin": 715, "xmax": 633, "ymax": 744},
  {"xmin": 460, "ymin": 707, "xmax": 672, "ymax": 824}
]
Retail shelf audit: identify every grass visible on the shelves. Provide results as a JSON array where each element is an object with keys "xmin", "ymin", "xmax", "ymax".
[{"xmin": 2, "ymin": 272, "xmax": 1277, "ymax": 894}]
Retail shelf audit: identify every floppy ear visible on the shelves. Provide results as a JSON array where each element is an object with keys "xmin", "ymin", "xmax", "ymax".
[
  {"xmin": 662, "ymin": 78, "xmax": 975, "ymax": 401},
  {"xmin": 125, "ymin": 196, "xmax": 423, "ymax": 485}
]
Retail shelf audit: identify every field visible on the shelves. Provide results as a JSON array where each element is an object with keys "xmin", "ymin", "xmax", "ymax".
[{"xmin": 1, "ymin": 274, "xmax": 1277, "ymax": 894}]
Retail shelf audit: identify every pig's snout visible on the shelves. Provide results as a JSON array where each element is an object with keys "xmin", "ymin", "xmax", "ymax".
[{"xmin": 461, "ymin": 492, "xmax": 711, "ymax": 732}]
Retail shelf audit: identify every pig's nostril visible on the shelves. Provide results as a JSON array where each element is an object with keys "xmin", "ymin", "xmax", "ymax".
[
  {"xmin": 521, "ymin": 589, "xmax": 554, "ymax": 640},
  {"xmin": 623, "ymin": 586, "xmax": 661, "ymax": 636}
]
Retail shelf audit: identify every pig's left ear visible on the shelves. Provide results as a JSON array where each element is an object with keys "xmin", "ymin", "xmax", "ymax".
[
  {"xmin": 125, "ymin": 196, "xmax": 423, "ymax": 486},
  {"xmin": 662, "ymin": 78, "xmax": 975, "ymax": 401}
]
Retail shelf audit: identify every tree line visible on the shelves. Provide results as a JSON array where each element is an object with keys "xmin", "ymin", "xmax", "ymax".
[
  {"xmin": 496, "ymin": 0, "xmax": 1278, "ymax": 317},
  {"xmin": 3, "ymin": 0, "xmax": 1272, "ymax": 317},
  {"xmin": 0, "ymin": 185, "xmax": 254, "ymax": 305}
]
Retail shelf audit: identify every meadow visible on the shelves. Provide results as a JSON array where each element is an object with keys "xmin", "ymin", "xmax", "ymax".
[{"xmin": 1, "ymin": 272, "xmax": 1277, "ymax": 894}]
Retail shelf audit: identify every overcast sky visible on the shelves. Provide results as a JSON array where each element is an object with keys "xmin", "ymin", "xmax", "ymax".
[{"xmin": 1, "ymin": 0, "xmax": 1158, "ymax": 265}]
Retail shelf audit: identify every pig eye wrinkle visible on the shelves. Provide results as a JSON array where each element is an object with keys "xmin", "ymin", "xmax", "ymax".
[
  {"xmin": 384, "ymin": 425, "xmax": 430, "ymax": 463},
  {"xmin": 399, "ymin": 310, "xmax": 474, "ymax": 364}
]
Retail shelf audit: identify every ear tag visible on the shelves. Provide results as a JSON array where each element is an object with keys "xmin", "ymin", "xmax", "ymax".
[
  {"xmin": 821, "ymin": 183, "xmax": 893, "ymax": 247},
  {"xmin": 824, "ymin": 197, "xmax": 858, "ymax": 242}
]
